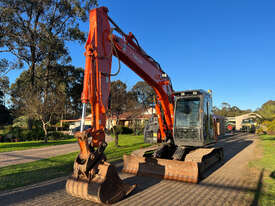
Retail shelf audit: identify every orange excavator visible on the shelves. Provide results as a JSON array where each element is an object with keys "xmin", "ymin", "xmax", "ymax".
[{"xmin": 66, "ymin": 7, "xmax": 223, "ymax": 204}]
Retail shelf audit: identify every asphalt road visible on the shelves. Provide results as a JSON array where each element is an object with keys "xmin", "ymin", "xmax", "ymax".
[
  {"xmin": 0, "ymin": 133, "xmax": 261, "ymax": 206},
  {"xmin": 0, "ymin": 136, "xmax": 112, "ymax": 168}
]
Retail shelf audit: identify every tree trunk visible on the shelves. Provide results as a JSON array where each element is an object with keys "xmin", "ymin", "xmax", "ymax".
[
  {"xmin": 115, "ymin": 133, "xmax": 119, "ymax": 146},
  {"xmin": 42, "ymin": 122, "xmax": 48, "ymax": 143},
  {"xmin": 27, "ymin": 118, "xmax": 33, "ymax": 130}
]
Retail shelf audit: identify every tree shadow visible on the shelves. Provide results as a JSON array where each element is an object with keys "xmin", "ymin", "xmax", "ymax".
[
  {"xmin": 262, "ymin": 137, "xmax": 275, "ymax": 141},
  {"xmin": 270, "ymin": 170, "xmax": 275, "ymax": 179},
  {"xmin": 202, "ymin": 133, "xmax": 253, "ymax": 180},
  {"xmin": 251, "ymin": 168, "xmax": 264, "ymax": 206}
]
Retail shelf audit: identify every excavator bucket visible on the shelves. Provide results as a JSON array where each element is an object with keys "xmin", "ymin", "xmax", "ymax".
[
  {"xmin": 123, "ymin": 147, "xmax": 223, "ymax": 183},
  {"xmin": 66, "ymin": 161, "xmax": 136, "ymax": 204}
]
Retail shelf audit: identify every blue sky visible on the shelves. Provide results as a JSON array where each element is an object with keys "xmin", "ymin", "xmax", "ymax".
[{"xmin": 6, "ymin": 0, "xmax": 275, "ymax": 110}]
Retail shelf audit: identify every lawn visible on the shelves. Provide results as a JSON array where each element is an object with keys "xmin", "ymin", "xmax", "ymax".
[
  {"xmin": 0, "ymin": 134, "xmax": 150, "ymax": 191},
  {"xmin": 251, "ymin": 135, "xmax": 275, "ymax": 206},
  {"xmin": 0, "ymin": 138, "xmax": 77, "ymax": 153}
]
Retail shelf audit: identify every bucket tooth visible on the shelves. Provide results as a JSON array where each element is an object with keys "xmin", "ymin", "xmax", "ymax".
[{"xmin": 66, "ymin": 161, "xmax": 136, "ymax": 204}]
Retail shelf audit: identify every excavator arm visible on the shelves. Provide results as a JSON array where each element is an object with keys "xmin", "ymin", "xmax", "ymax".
[
  {"xmin": 81, "ymin": 7, "xmax": 174, "ymax": 148},
  {"xmin": 66, "ymin": 7, "xmax": 174, "ymax": 204}
]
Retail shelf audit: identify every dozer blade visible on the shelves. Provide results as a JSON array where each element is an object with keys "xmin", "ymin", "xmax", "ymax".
[
  {"xmin": 123, "ymin": 155, "xmax": 200, "ymax": 183},
  {"xmin": 122, "ymin": 147, "xmax": 223, "ymax": 183},
  {"xmin": 66, "ymin": 161, "xmax": 136, "ymax": 204}
]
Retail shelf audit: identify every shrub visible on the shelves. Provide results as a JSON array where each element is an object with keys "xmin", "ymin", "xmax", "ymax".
[
  {"xmin": 256, "ymin": 127, "xmax": 266, "ymax": 135},
  {"xmin": 259, "ymin": 120, "xmax": 275, "ymax": 135},
  {"xmin": 47, "ymin": 131, "xmax": 73, "ymax": 140},
  {"xmin": 48, "ymin": 131, "xmax": 64, "ymax": 140},
  {"xmin": 110, "ymin": 126, "xmax": 133, "ymax": 135},
  {"xmin": 20, "ymin": 129, "xmax": 44, "ymax": 141},
  {"xmin": 120, "ymin": 126, "xmax": 133, "ymax": 134},
  {"xmin": 267, "ymin": 120, "xmax": 275, "ymax": 135}
]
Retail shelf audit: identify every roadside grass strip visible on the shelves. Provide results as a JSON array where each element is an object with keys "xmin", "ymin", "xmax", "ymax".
[
  {"xmin": 251, "ymin": 135, "xmax": 275, "ymax": 206},
  {"xmin": 0, "ymin": 135, "xmax": 150, "ymax": 191},
  {"xmin": 0, "ymin": 138, "xmax": 77, "ymax": 153}
]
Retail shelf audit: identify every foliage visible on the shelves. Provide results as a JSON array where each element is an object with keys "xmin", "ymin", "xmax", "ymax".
[
  {"xmin": 0, "ymin": 0, "xmax": 98, "ymax": 142},
  {"xmin": 114, "ymin": 126, "xmax": 133, "ymax": 134},
  {"xmin": 0, "ymin": 135, "xmax": 150, "ymax": 191},
  {"xmin": 109, "ymin": 80, "xmax": 128, "ymax": 146},
  {"xmin": 259, "ymin": 120, "xmax": 275, "ymax": 135},
  {"xmin": 10, "ymin": 67, "xmax": 65, "ymax": 141},
  {"xmin": 256, "ymin": 100, "xmax": 275, "ymax": 121},
  {"xmin": 132, "ymin": 81, "xmax": 155, "ymax": 109},
  {"xmin": 256, "ymin": 100, "xmax": 275, "ymax": 134},
  {"xmin": 0, "ymin": 104, "xmax": 11, "ymax": 125},
  {"xmin": 213, "ymin": 102, "xmax": 252, "ymax": 117},
  {"xmin": 0, "ymin": 76, "xmax": 9, "ymax": 105},
  {"xmin": 12, "ymin": 116, "xmax": 29, "ymax": 128},
  {"xmin": 0, "ymin": 0, "xmax": 97, "ymax": 83},
  {"xmin": 0, "ymin": 76, "xmax": 11, "ymax": 124},
  {"xmin": 47, "ymin": 131, "xmax": 68, "ymax": 140},
  {"xmin": 109, "ymin": 80, "xmax": 128, "ymax": 117},
  {"xmin": 62, "ymin": 66, "xmax": 84, "ymax": 119},
  {"xmin": 10, "ymin": 65, "xmax": 83, "ymax": 142}
]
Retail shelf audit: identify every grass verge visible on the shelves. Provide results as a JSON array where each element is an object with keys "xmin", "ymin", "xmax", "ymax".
[
  {"xmin": 0, "ymin": 138, "xmax": 77, "ymax": 153},
  {"xmin": 250, "ymin": 135, "xmax": 275, "ymax": 206},
  {"xmin": 0, "ymin": 134, "xmax": 150, "ymax": 191}
]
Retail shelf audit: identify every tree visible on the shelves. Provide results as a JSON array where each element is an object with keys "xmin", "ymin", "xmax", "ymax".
[
  {"xmin": 0, "ymin": 76, "xmax": 11, "ymax": 124},
  {"xmin": 109, "ymin": 80, "xmax": 128, "ymax": 146},
  {"xmin": 10, "ymin": 65, "xmax": 72, "ymax": 142},
  {"xmin": 125, "ymin": 91, "xmax": 140, "ymax": 111},
  {"xmin": 0, "ymin": 76, "xmax": 10, "ymax": 106},
  {"xmin": 213, "ymin": 102, "xmax": 251, "ymax": 117},
  {"xmin": 257, "ymin": 100, "xmax": 275, "ymax": 121},
  {"xmin": 55, "ymin": 65, "xmax": 84, "ymax": 120},
  {"xmin": 0, "ymin": 0, "xmax": 97, "ymax": 84},
  {"xmin": 132, "ymin": 81, "xmax": 155, "ymax": 109}
]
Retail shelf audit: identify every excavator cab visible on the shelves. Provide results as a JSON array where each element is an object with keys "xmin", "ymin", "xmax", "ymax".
[{"xmin": 173, "ymin": 90, "xmax": 216, "ymax": 147}]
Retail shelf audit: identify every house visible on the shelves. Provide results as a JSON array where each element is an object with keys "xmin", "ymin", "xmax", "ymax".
[
  {"xmin": 107, "ymin": 107, "xmax": 155, "ymax": 129},
  {"xmin": 61, "ymin": 107, "xmax": 155, "ymax": 134},
  {"xmin": 225, "ymin": 113, "xmax": 262, "ymax": 131}
]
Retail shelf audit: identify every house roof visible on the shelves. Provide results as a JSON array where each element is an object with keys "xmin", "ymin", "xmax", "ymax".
[
  {"xmin": 110, "ymin": 108, "xmax": 153, "ymax": 120},
  {"xmin": 61, "ymin": 107, "xmax": 154, "ymax": 122}
]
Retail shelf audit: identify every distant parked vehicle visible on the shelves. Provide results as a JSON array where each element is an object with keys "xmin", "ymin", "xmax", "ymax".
[
  {"xmin": 72, "ymin": 125, "xmax": 91, "ymax": 134},
  {"xmin": 225, "ymin": 120, "xmax": 236, "ymax": 133},
  {"xmin": 241, "ymin": 118, "xmax": 256, "ymax": 133}
]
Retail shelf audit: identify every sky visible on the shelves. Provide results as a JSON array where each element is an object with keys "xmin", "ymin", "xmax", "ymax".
[{"xmin": 6, "ymin": 0, "xmax": 275, "ymax": 110}]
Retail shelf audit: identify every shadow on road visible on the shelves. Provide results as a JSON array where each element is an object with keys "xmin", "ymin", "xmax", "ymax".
[
  {"xmin": 0, "ymin": 178, "xmax": 67, "ymax": 205},
  {"xmin": 202, "ymin": 133, "xmax": 253, "ymax": 180}
]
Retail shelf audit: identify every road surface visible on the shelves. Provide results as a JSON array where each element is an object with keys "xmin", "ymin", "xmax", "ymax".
[
  {"xmin": 0, "ymin": 133, "xmax": 261, "ymax": 206},
  {"xmin": 0, "ymin": 136, "xmax": 113, "ymax": 168}
]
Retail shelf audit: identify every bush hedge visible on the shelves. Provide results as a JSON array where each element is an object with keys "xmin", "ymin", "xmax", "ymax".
[{"xmin": 257, "ymin": 120, "xmax": 275, "ymax": 135}]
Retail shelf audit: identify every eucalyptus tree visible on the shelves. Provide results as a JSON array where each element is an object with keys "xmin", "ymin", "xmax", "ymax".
[{"xmin": 0, "ymin": 0, "xmax": 97, "ymax": 83}]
